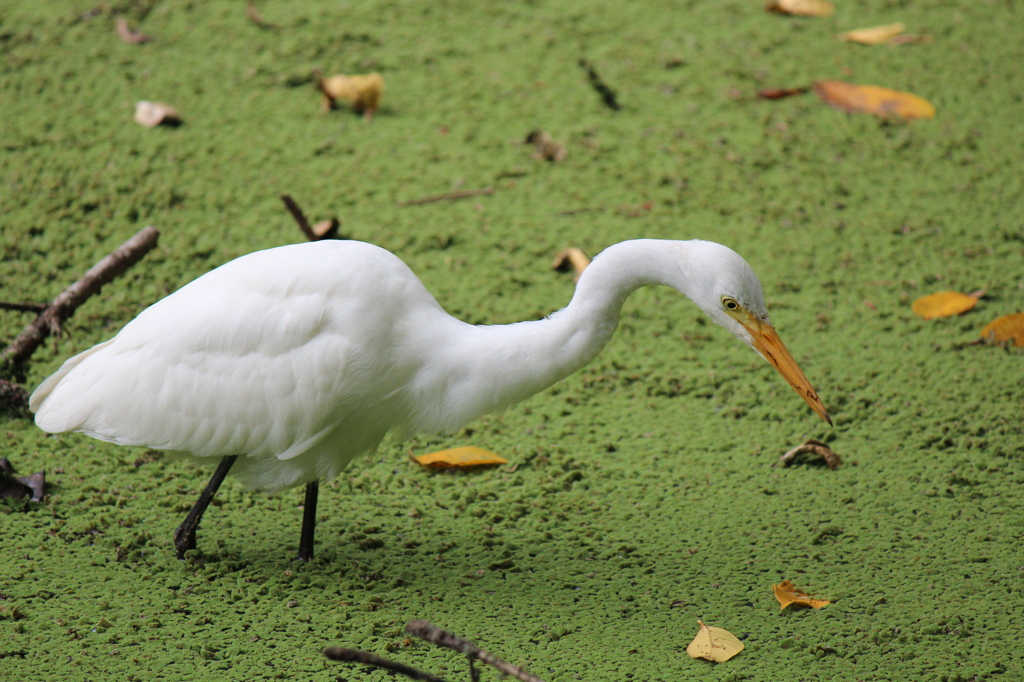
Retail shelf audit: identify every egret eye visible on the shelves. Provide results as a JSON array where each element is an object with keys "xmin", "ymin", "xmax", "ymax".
[{"xmin": 722, "ymin": 296, "xmax": 740, "ymax": 311}]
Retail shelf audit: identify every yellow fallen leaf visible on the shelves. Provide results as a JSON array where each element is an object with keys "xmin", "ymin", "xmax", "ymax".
[
  {"xmin": 980, "ymin": 312, "xmax": 1024, "ymax": 348},
  {"xmin": 839, "ymin": 22, "xmax": 906, "ymax": 45},
  {"xmin": 318, "ymin": 73, "xmax": 384, "ymax": 118},
  {"xmin": 413, "ymin": 446, "xmax": 507, "ymax": 468},
  {"xmin": 686, "ymin": 621, "xmax": 744, "ymax": 662},
  {"xmin": 766, "ymin": 0, "xmax": 834, "ymax": 17},
  {"xmin": 814, "ymin": 80, "xmax": 935, "ymax": 120},
  {"xmin": 773, "ymin": 581, "xmax": 830, "ymax": 610},
  {"xmin": 911, "ymin": 291, "xmax": 982, "ymax": 320}
]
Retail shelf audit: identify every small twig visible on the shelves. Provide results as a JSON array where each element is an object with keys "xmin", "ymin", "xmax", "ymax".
[
  {"xmin": 397, "ymin": 187, "xmax": 494, "ymax": 207},
  {"xmin": 281, "ymin": 195, "xmax": 343, "ymax": 240},
  {"xmin": 115, "ymin": 16, "xmax": 151, "ymax": 44},
  {"xmin": 0, "ymin": 302, "xmax": 48, "ymax": 314},
  {"xmin": 779, "ymin": 439, "xmax": 842, "ymax": 470},
  {"xmin": 2, "ymin": 226, "xmax": 160, "ymax": 366},
  {"xmin": 551, "ymin": 248, "xmax": 590, "ymax": 283},
  {"xmin": 578, "ymin": 59, "xmax": 621, "ymax": 111},
  {"xmin": 406, "ymin": 620, "xmax": 546, "ymax": 682},
  {"xmin": 280, "ymin": 195, "xmax": 317, "ymax": 241},
  {"xmin": 323, "ymin": 648, "xmax": 452, "ymax": 682},
  {"xmin": 245, "ymin": 0, "xmax": 278, "ymax": 28}
]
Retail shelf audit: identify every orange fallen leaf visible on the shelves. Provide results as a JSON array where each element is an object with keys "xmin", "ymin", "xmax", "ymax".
[
  {"xmin": 686, "ymin": 621, "xmax": 744, "ymax": 662},
  {"xmin": 318, "ymin": 73, "xmax": 384, "ymax": 118},
  {"xmin": 773, "ymin": 580, "xmax": 830, "ymax": 610},
  {"xmin": 766, "ymin": 0, "xmax": 833, "ymax": 17},
  {"xmin": 980, "ymin": 312, "xmax": 1024, "ymax": 348},
  {"xmin": 814, "ymin": 80, "xmax": 935, "ymax": 121},
  {"xmin": 911, "ymin": 291, "xmax": 983, "ymax": 320},
  {"xmin": 839, "ymin": 22, "xmax": 906, "ymax": 45},
  {"xmin": 413, "ymin": 446, "xmax": 507, "ymax": 468}
]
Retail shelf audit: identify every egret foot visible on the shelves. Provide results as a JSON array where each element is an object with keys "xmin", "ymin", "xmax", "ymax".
[
  {"xmin": 298, "ymin": 479, "xmax": 318, "ymax": 561},
  {"xmin": 174, "ymin": 455, "xmax": 238, "ymax": 559}
]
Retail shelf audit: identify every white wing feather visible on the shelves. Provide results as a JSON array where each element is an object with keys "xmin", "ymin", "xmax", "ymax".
[{"xmin": 31, "ymin": 241, "xmax": 447, "ymax": 490}]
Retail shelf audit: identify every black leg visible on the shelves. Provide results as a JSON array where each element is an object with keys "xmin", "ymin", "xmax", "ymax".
[
  {"xmin": 298, "ymin": 479, "xmax": 318, "ymax": 562},
  {"xmin": 174, "ymin": 455, "xmax": 238, "ymax": 559}
]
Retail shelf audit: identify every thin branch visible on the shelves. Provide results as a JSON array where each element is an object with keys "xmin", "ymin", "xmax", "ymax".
[
  {"xmin": 578, "ymin": 59, "xmax": 621, "ymax": 111},
  {"xmin": 406, "ymin": 620, "xmax": 546, "ymax": 682},
  {"xmin": 2, "ymin": 226, "xmax": 160, "ymax": 365},
  {"xmin": 323, "ymin": 648, "xmax": 452, "ymax": 682},
  {"xmin": 280, "ymin": 194, "xmax": 317, "ymax": 241},
  {"xmin": 0, "ymin": 302, "xmax": 48, "ymax": 314},
  {"xmin": 397, "ymin": 187, "xmax": 494, "ymax": 207}
]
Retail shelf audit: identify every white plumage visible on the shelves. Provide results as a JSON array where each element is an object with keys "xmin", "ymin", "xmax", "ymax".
[{"xmin": 31, "ymin": 238, "xmax": 829, "ymax": 556}]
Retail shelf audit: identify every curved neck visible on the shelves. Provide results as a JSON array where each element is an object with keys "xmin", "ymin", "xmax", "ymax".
[{"xmin": 411, "ymin": 241, "xmax": 692, "ymax": 432}]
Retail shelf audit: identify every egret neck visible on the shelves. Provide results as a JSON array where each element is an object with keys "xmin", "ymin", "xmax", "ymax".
[{"xmin": 408, "ymin": 239, "xmax": 830, "ymax": 432}]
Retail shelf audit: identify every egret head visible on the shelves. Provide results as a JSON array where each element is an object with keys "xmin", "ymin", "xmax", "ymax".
[{"xmin": 679, "ymin": 241, "xmax": 832, "ymax": 425}]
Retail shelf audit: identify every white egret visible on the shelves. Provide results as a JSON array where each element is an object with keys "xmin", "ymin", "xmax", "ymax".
[{"xmin": 30, "ymin": 239, "xmax": 830, "ymax": 561}]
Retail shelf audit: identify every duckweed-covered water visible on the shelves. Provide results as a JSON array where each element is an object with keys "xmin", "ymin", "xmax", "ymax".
[{"xmin": 2, "ymin": 1, "xmax": 1023, "ymax": 680}]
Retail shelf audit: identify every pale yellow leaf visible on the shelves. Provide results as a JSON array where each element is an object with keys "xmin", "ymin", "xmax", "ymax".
[
  {"xmin": 839, "ymin": 22, "xmax": 906, "ymax": 45},
  {"xmin": 686, "ymin": 621, "xmax": 744, "ymax": 662},
  {"xmin": 413, "ymin": 447, "xmax": 507, "ymax": 468},
  {"xmin": 766, "ymin": 0, "xmax": 834, "ymax": 17},
  {"xmin": 318, "ymin": 73, "xmax": 384, "ymax": 117}
]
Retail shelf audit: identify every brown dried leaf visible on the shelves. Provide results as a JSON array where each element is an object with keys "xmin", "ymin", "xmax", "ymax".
[
  {"xmin": 525, "ymin": 130, "xmax": 568, "ymax": 163},
  {"xmin": 779, "ymin": 439, "xmax": 842, "ymax": 470},
  {"xmin": 134, "ymin": 101, "xmax": 182, "ymax": 128},
  {"xmin": 766, "ymin": 0, "xmax": 834, "ymax": 17},
  {"xmin": 839, "ymin": 22, "xmax": 906, "ymax": 45},
  {"xmin": 0, "ymin": 458, "xmax": 45, "ymax": 501},
  {"xmin": 911, "ymin": 290, "xmax": 982, "ymax": 320},
  {"xmin": 116, "ymin": 16, "xmax": 152, "ymax": 44},
  {"xmin": 686, "ymin": 621, "xmax": 744, "ymax": 662},
  {"xmin": 551, "ymin": 248, "xmax": 590, "ymax": 283},
  {"xmin": 758, "ymin": 86, "xmax": 809, "ymax": 100},
  {"xmin": 773, "ymin": 581, "xmax": 830, "ymax": 610},
  {"xmin": 19, "ymin": 471, "xmax": 45, "ymax": 501},
  {"xmin": 814, "ymin": 80, "xmax": 935, "ymax": 120},
  {"xmin": 318, "ymin": 73, "xmax": 384, "ymax": 118},
  {"xmin": 413, "ymin": 446, "xmax": 508, "ymax": 468},
  {"xmin": 980, "ymin": 312, "xmax": 1024, "ymax": 348}
]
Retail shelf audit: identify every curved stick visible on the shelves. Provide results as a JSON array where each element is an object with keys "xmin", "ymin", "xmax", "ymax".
[{"xmin": 3, "ymin": 226, "xmax": 160, "ymax": 365}]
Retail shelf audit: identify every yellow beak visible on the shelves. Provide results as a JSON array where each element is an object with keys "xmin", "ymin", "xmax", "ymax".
[{"xmin": 741, "ymin": 317, "xmax": 832, "ymax": 425}]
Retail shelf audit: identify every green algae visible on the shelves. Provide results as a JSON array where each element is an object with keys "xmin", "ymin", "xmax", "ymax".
[{"xmin": 2, "ymin": 0, "xmax": 1024, "ymax": 680}]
